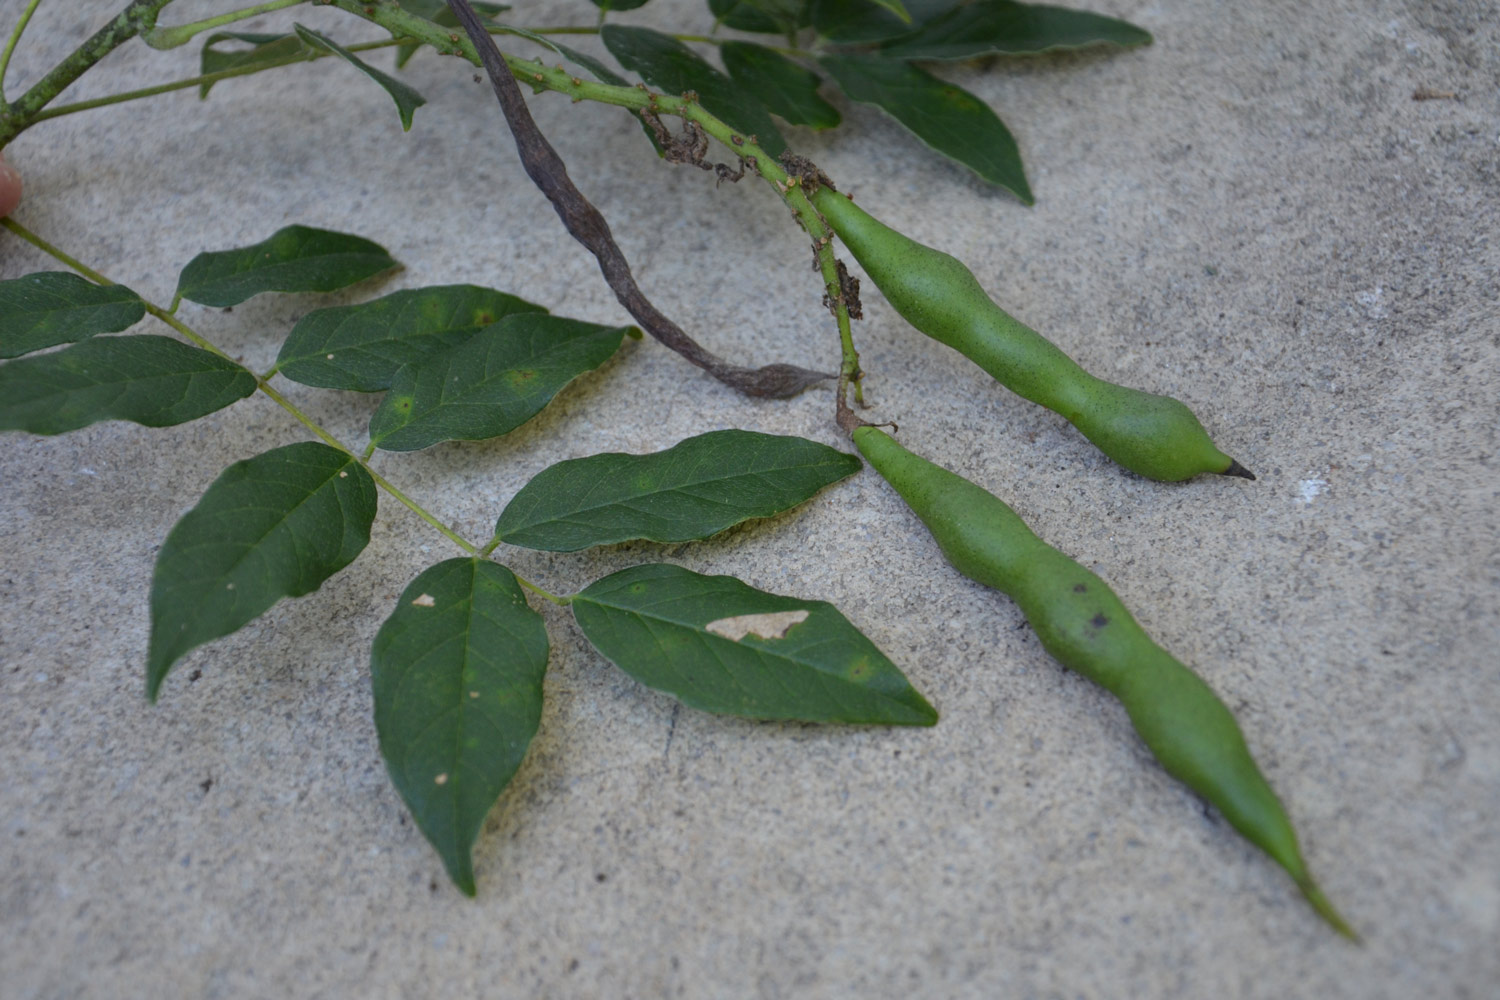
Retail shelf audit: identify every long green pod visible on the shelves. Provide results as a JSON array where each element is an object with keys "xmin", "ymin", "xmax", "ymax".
[
  {"xmin": 852, "ymin": 426, "xmax": 1353, "ymax": 937},
  {"xmin": 818, "ymin": 189, "xmax": 1250, "ymax": 483}
]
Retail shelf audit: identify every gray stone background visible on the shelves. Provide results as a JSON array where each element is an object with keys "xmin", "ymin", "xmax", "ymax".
[{"xmin": 2, "ymin": 1, "xmax": 1496, "ymax": 997}]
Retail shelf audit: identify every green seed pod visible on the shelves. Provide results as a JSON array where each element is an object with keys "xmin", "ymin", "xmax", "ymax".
[
  {"xmin": 853, "ymin": 425, "xmax": 1353, "ymax": 937},
  {"xmin": 818, "ymin": 189, "xmax": 1250, "ymax": 483}
]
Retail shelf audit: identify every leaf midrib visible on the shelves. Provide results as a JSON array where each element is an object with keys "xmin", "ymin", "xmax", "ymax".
[
  {"xmin": 506, "ymin": 458, "xmax": 848, "ymax": 534},
  {"xmin": 161, "ymin": 456, "xmax": 358, "ymax": 597}
]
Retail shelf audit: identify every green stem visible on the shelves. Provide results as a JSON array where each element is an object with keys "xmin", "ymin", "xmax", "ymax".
[
  {"xmin": 26, "ymin": 38, "xmax": 391, "ymax": 124},
  {"xmin": 147, "ymin": 303, "xmax": 242, "ymax": 362},
  {"xmin": 0, "ymin": 0, "xmax": 46, "ymax": 104},
  {"xmin": 523, "ymin": 24, "xmax": 802, "ymax": 57},
  {"xmin": 0, "ymin": 0, "xmax": 175, "ymax": 147},
  {"xmin": 783, "ymin": 182, "xmax": 861, "ymax": 398},
  {"xmin": 2, "ymin": 214, "xmax": 113, "ymax": 281},
  {"xmin": 144, "ymin": 0, "xmax": 307, "ymax": 50},
  {"xmin": 516, "ymin": 574, "xmax": 571, "ymax": 606},
  {"xmin": 363, "ymin": 462, "xmax": 480, "ymax": 555}
]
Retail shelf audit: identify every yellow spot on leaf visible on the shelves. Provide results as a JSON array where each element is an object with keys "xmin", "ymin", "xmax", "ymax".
[
  {"xmin": 434, "ymin": 772, "xmax": 448, "ymax": 785},
  {"xmin": 412, "ymin": 593, "xmax": 437, "ymax": 607},
  {"xmin": 705, "ymin": 610, "xmax": 810, "ymax": 642}
]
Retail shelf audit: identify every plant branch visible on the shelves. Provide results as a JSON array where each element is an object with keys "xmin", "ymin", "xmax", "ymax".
[
  {"xmin": 144, "ymin": 0, "xmax": 308, "ymax": 50},
  {"xmin": 442, "ymin": 0, "xmax": 830, "ymax": 399},
  {"xmin": 0, "ymin": 0, "xmax": 175, "ymax": 147},
  {"xmin": 522, "ymin": 25, "xmax": 802, "ymax": 57},
  {"xmin": 28, "ymin": 38, "xmax": 391, "ymax": 123},
  {"xmin": 0, "ymin": 0, "xmax": 46, "ymax": 104}
]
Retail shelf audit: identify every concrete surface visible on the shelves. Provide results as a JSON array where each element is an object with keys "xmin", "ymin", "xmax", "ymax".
[{"xmin": 2, "ymin": 0, "xmax": 1497, "ymax": 997}]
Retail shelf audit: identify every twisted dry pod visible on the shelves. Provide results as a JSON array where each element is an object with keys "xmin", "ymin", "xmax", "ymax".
[
  {"xmin": 817, "ymin": 189, "xmax": 1251, "ymax": 482},
  {"xmin": 853, "ymin": 425, "xmax": 1353, "ymax": 937}
]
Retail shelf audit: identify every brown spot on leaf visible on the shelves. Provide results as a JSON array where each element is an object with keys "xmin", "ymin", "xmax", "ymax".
[{"xmin": 705, "ymin": 610, "xmax": 810, "ymax": 641}]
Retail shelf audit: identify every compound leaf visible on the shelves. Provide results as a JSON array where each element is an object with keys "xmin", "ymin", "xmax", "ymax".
[
  {"xmin": 294, "ymin": 25, "xmax": 428, "ymax": 130},
  {"xmin": 0, "ymin": 272, "xmax": 146, "ymax": 359},
  {"xmin": 147, "ymin": 442, "xmax": 377, "ymax": 700},
  {"xmin": 175, "ymin": 225, "xmax": 400, "ymax": 308},
  {"xmin": 573, "ymin": 563, "xmax": 936, "ymax": 725},
  {"xmin": 720, "ymin": 42, "xmax": 841, "ymax": 130},
  {"xmin": 880, "ymin": 0, "xmax": 1152, "ymax": 60},
  {"xmin": 601, "ymin": 25, "xmax": 787, "ymax": 157},
  {"xmin": 496, "ymin": 429, "xmax": 861, "ymax": 551},
  {"xmin": 0, "ymin": 335, "xmax": 256, "ymax": 435},
  {"xmin": 819, "ymin": 53, "xmax": 1032, "ymax": 202},
  {"xmin": 275, "ymin": 284, "xmax": 546, "ymax": 392},
  {"xmin": 371, "ymin": 558, "xmax": 549, "ymax": 896},
  {"xmin": 367, "ymin": 314, "xmax": 632, "ymax": 452}
]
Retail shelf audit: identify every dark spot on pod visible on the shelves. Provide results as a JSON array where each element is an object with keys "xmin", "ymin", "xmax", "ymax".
[
  {"xmin": 1073, "ymin": 583, "xmax": 1088, "ymax": 593},
  {"xmin": 1222, "ymin": 458, "xmax": 1256, "ymax": 480},
  {"xmin": 1091, "ymin": 614, "xmax": 1109, "ymax": 628}
]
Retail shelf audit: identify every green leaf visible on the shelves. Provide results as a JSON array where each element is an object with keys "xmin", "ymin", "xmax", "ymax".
[
  {"xmin": 880, "ymin": 0, "xmax": 1152, "ymax": 60},
  {"xmin": 0, "ymin": 335, "xmax": 256, "ymax": 435},
  {"xmin": 371, "ymin": 558, "xmax": 549, "ymax": 896},
  {"xmin": 147, "ymin": 443, "xmax": 377, "ymax": 700},
  {"xmin": 0, "ymin": 272, "xmax": 146, "ymax": 359},
  {"xmin": 275, "ymin": 284, "xmax": 546, "ymax": 392},
  {"xmin": 708, "ymin": 0, "xmax": 810, "ymax": 34},
  {"xmin": 819, "ymin": 53, "xmax": 1032, "ymax": 202},
  {"xmin": 393, "ymin": 1, "xmax": 509, "ymax": 68},
  {"xmin": 590, "ymin": 0, "xmax": 654, "ymax": 12},
  {"xmin": 175, "ymin": 225, "xmax": 400, "ymax": 308},
  {"xmin": 367, "ymin": 314, "xmax": 632, "ymax": 452},
  {"xmin": 574, "ymin": 564, "xmax": 936, "ymax": 724},
  {"xmin": 199, "ymin": 32, "xmax": 311, "ymax": 98},
  {"xmin": 720, "ymin": 42, "xmax": 841, "ymax": 130},
  {"xmin": 811, "ymin": 0, "xmax": 961, "ymax": 43},
  {"xmin": 867, "ymin": 0, "xmax": 912, "ymax": 22},
  {"xmin": 293, "ymin": 24, "xmax": 428, "ymax": 130},
  {"xmin": 600, "ymin": 25, "xmax": 787, "ymax": 158},
  {"xmin": 495, "ymin": 430, "xmax": 861, "ymax": 551}
]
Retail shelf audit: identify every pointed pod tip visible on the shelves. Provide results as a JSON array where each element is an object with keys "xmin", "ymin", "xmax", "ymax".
[
  {"xmin": 1222, "ymin": 458, "xmax": 1256, "ymax": 480},
  {"xmin": 1299, "ymin": 879, "xmax": 1360, "ymax": 943}
]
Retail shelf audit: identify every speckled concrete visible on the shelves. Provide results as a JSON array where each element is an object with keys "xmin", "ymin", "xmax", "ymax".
[{"xmin": 2, "ymin": 1, "xmax": 1496, "ymax": 997}]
